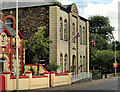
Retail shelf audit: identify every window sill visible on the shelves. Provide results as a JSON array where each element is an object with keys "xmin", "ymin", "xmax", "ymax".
[{"xmin": 1, "ymin": 46, "xmax": 6, "ymax": 48}]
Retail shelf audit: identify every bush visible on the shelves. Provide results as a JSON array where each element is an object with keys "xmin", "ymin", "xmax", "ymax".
[
  {"xmin": 29, "ymin": 65, "xmax": 35, "ymax": 75},
  {"xmin": 45, "ymin": 61, "xmax": 59, "ymax": 72}
]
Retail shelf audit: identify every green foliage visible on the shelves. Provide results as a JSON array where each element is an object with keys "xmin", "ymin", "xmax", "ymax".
[
  {"xmin": 90, "ymin": 33, "xmax": 108, "ymax": 50},
  {"xmin": 45, "ymin": 61, "xmax": 59, "ymax": 72},
  {"xmin": 29, "ymin": 65, "xmax": 35, "ymax": 75},
  {"xmin": 24, "ymin": 26, "xmax": 52, "ymax": 63},
  {"xmin": 94, "ymin": 50, "xmax": 114, "ymax": 71},
  {"xmin": 89, "ymin": 15, "xmax": 114, "ymax": 41}
]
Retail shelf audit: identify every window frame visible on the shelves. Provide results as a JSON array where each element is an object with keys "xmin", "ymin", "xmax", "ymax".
[
  {"xmin": 60, "ymin": 54, "xmax": 63, "ymax": 73},
  {"xmin": 1, "ymin": 35, "xmax": 5, "ymax": 46},
  {"xmin": 64, "ymin": 54, "xmax": 67, "ymax": 72},
  {"xmin": 64, "ymin": 20, "xmax": 67, "ymax": 41},
  {"xmin": 60, "ymin": 17, "xmax": 62, "ymax": 40},
  {"xmin": 72, "ymin": 23, "xmax": 75, "ymax": 43}
]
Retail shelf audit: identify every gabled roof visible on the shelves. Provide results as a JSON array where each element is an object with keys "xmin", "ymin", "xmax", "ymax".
[{"xmin": 0, "ymin": 21, "xmax": 23, "ymax": 38}]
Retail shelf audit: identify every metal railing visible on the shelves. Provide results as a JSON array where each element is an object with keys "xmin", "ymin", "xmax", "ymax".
[{"xmin": 71, "ymin": 72, "xmax": 92, "ymax": 83}]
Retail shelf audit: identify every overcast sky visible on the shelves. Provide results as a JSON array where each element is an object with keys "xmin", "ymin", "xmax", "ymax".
[{"xmin": 58, "ymin": 0, "xmax": 119, "ymax": 40}]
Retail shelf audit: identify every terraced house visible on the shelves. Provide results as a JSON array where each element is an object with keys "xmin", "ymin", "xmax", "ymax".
[{"xmin": 0, "ymin": 0, "xmax": 89, "ymax": 74}]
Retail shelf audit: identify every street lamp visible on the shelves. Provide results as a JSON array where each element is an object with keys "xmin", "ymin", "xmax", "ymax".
[{"xmin": 114, "ymin": 39, "xmax": 117, "ymax": 76}]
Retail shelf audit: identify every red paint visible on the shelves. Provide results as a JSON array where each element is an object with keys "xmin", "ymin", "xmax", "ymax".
[
  {"xmin": 1, "ymin": 46, "xmax": 7, "ymax": 48},
  {"xmin": 49, "ymin": 73, "xmax": 51, "ymax": 87},
  {"xmin": 15, "ymin": 31, "xmax": 23, "ymax": 38},
  {"xmin": 1, "ymin": 28, "xmax": 11, "ymax": 36},
  {"xmin": 40, "ymin": 64, "xmax": 48, "ymax": 72},
  {"xmin": 25, "ymin": 71, "xmax": 32, "ymax": 73},
  {"xmin": 50, "ymin": 71, "xmax": 55, "ymax": 73},
  {"xmin": 55, "ymin": 73, "xmax": 68, "ymax": 76},
  {"xmin": 10, "ymin": 75, "xmax": 29, "ymax": 79},
  {"xmin": 2, "ymin": 71, "xmax": 11, "ymax": 74},
  {"xmin": 0, "ymin": 75, "xmax": 5, "ymax": 91},
  {"xmin": 3, "ymin": 15, "xmax": 16, "ymax": 30},
  {"xmin": 25, "ymin": 64, "xmax": 37, "ymax": 66},
  {"xmin": 32, "ymin": 75, "xmax": 47, "ymax": 78},
  {"xmin": 18, "ymin": 31, "xmax": 23, "ymax": 38},
  {"xmin": 43, "ymin": 71, "xmax": 50, "ymax": 74},
  {"xmin": 65, "ymin": 71, "xmax": 71, "ymax": 73}
]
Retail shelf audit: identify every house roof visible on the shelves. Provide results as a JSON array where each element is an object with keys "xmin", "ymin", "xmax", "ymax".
[
  {"xmin": 0, "ymin": 0, "xmax": 53, "ymax": 10},
  {"xmin": 0, "ymin": 21, "xmax": 23, "ymax": 38}
]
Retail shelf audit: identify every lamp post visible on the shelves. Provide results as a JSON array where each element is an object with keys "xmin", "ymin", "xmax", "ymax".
[
  {"xmin": 114, "ymin": 39, "xmax": 117, "ymax": 76},
  {"xmin": 16, "ymin": 0, "xmax": 19, "ymax": 91}
]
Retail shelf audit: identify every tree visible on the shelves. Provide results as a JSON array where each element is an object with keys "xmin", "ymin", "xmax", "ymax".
[
  {"xmin": 90, "ymin": 33, "xmax": 108, "ymax": 50},
  {"xmin": 94, "ymin": 50, "xmax": 114, "ymax": 73},
  {"xmin": 25, "ymin": 26, "xmax": 52, "ymax": 63},
  {"xmin": 45, "ymin": 61, "xmax": 59, "ymax": 72},
  {"xmin": 89, "ymin": 15, "xmax": 114, "ymax": 41}
]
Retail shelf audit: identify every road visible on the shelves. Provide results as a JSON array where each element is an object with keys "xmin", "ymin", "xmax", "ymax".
[{"xmin": 20, "ymin": 77, "xmax": 119, "ymax": 92}]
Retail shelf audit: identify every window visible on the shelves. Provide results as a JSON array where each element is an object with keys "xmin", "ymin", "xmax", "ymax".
[
  {"xmin": 64, "ymin": 54, "xmax": 67, "ymax": 72},
  {"xmin": 82, "ymin": 27, "xmax": 85, "ymax": 45},
  {"xmin": 5, "ymin": 18, "xmax": 13, "ymax": 28},
  {"xmin": 80, "ymin": 26, "xmax": 82, "ymax": 45},
  {"xmin": 83, "ymin": 56, "xmax": 85, "ymax": 72},
  {"xmin": 64, "ymin": 20, "xmax": 67, "ymax": 41},
  {"xmin": 72, "ymin": 23, "xmax": 75, "ymax": 43},
  {"xmin": 60, "ymin": 18, "xmax": 62, "ymax": 40},
  {"xmin": 60, "ymin": 54, "xmax": 63, "ymax": 72},
  {"xmin": 1, "ymin": 35, "xmax": 5, "ymax": 46},
  {"xmin": 80, "ymin": 56, "xmax": 82, "ymax": 72}
]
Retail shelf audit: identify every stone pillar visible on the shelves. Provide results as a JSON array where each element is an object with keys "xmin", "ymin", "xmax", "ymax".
[
  {"xmin": 25, "ymin": 71, "xmax": 32, "ymax": 89},
  {"xmin": 43, "ymin": 71, "xmax": 50, "ymax": 87},
  {"xmin": 65, "ymin": 71, "xmax": 71, "ymax": 85},
  {"xmin": 50, "ymin": 71, "xmax": 55, "ymax": 87},
  {"xmin": 2, "ymin": 71, "xmax": 11, "ymax": 90}
]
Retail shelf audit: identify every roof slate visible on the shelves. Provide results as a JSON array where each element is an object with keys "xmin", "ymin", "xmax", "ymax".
[
  {"xmin": 0, "ymin": 0, "xmax": 53, "ymax": 10},
  {"xmin": 0, "ymin": 21, "xmax": 16, "ymax": 36}
]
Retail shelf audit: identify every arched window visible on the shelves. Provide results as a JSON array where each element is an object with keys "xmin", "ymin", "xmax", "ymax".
[
  {"xmin": 64, "ymin": 20, "xmax": 67, "ymax": 41},
  {"xmin": 72, "ymin": 23, "xmax": 75, "ymax": 43},
  {"xmin": 80, "ymin": 25, "xmax": 82, "ymax": 45},
  {"xmin": 60, "ymin": 17, "xmax": 62, "ymax": 40},
  {"xmin": 82, "ymin": 27, "xmax": 85, "ymax": 45},
  {"xmin": 5, "ymin": 18, "xmax": 13, "ymax": 28},
  {"xmin": 64, "ymin": 54, "xmax": 67, "ymax": 72},
  {"xmin": 60, "ymin": 54, "xmax": 63, "ymax": 73},
  {"xmin": 80, "ymin": 56, "xmax": 82, "ymax": 72},
  {"xmin": 83, "ymin": 56, "xmax": 85, "ymax": 72}
]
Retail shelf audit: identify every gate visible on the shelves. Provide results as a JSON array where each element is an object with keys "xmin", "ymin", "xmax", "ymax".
[{"xmin": 71, "ymin": 72, "xmax": 92, "ymax": 83}]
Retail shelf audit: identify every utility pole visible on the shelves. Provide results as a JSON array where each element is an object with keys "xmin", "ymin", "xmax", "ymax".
[
  {"xmin": 114, "ymin": 40, "xmax": 117, "ymax": 76},
  {"xmin": 16, "ymin": 0, "xmax": 19, "ymax": 91}
]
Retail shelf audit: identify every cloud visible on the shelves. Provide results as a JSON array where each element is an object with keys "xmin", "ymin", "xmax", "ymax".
[
  {"xmin": 82, "ymin": 0, "xmax": 118, "ymax": 30},
  {"xmin": 59, "ymin": 0, "xmax": 73, "ymax": 5}
]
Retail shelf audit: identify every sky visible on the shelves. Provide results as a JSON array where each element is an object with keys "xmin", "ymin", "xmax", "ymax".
[{"xmin": 58, "ymin": 0, "xmax": 119, "ymax": 41}]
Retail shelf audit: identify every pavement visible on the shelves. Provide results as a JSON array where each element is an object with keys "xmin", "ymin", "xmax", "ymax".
[{"xmin": 18, "ymin": 77, "xmax": 119, "ymax": 92}]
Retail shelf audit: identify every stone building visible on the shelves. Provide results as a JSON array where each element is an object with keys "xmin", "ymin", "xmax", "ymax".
[
  {"xmin": 0, "ymin": 22, "xmax": 24, "ymax": 73},
  {"xmin": 0, "ymin": 1, "xmax": 89, "ymax": 74}
]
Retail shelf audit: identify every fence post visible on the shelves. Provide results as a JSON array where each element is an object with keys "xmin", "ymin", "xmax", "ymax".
[
  {"xmin": 43, "ymin": 71, "xmax": 50, "ymax": 88},
  {"xmin": 0, "ymin": 75, "xmax": 5, "ymax": 91},
  {"xmin": 2, "ymin": 71, "xmax": 11, "ymax": 90},
  {"xmin": 65, "ymin": 71, "xmax": 71, "ymax": 85},
  {"xmin": 25, "ymin": 71, "xmax": 32, "ymax": 89},
  {"xmin": 50, "ymin": 71, "xmax": 55, "ymax": 87}
]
